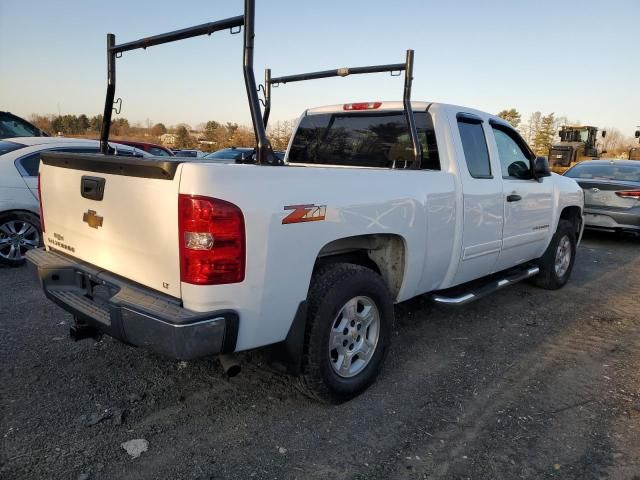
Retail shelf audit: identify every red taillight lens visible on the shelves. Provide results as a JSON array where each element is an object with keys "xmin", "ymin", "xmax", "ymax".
[
  {"xmin": 178, "ymin": 195, "xmax": 245, "ymax": 285},
  {"xmin": 615, "ymin": 190, "xmax": 640, "ymax": 199},
  {"xmin": 37, "ymin": 173, "xmax": 46, "ymax": 234},
  {"xmin": 343, "ymin": 102, "xmax": 382, "ymax": 111}
]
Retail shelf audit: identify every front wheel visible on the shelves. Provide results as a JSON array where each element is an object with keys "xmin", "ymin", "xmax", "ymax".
[
  {"xmin": 532, "ymin": 219, "xmax": 577, "ymax": 290},
  {"xmin": 299, "ymin": 263, "xmax": 393, "ymax": 403}
]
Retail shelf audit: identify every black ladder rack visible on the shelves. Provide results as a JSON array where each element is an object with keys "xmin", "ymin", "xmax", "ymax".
[
  {"xmin": 99, "ymin": 0, "xmax": 278, "ymax": 165},
  {"xmin": 262, "ymin": 49, "xmax": 423, "ymax": 169}
]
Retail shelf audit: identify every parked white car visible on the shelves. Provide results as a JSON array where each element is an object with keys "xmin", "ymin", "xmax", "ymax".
[{"xmin": 0, "ymin": 137, "xmax": 145, "ymax": 265}]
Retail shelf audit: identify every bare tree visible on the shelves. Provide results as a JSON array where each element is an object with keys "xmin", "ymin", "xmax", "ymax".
[
  {"xmin": 522, "ymin": 112, "xmax": 542, "ymax": 145},
  {"xmin": 601, "ymin": 127, "xmax": 624, "ymax": 153}
]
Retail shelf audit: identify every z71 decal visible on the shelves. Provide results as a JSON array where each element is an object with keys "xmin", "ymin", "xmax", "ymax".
[{"xmin": 282, "ymin": 204, "xmax": 326, "ymax": 224}]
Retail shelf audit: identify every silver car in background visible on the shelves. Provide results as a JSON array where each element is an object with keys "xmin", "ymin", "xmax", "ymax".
[
  {"xmin": 0, "ymin": 137, "xmax": 147, "ymax": 266},
  {"xmin": 564, "ymin": 159, "xmax": 640, "ymax": 234}
]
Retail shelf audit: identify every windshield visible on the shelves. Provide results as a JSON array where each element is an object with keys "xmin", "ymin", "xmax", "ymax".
[
  {"xmin": 0, "ymin": 112, "xmax": 43, "ymax": 139},
  {"xmin": 175, "ymin": 150, "xmax": 200, "ymax": 158},
  {"xmin": 565, "ymin": 163, "xmax": 640, "ymax": 183},
  {"xmin": 148, "ymin": 147, "xmax": 171, "ymax": 156},
  {"xmin": 288, "ymin": 110, "xmax": 440, "ymax": 169},
  {"xmin": 560, "ymin": 129, "xmax": 590, "ymax": 143},
  {"xmin": 0, "ymin": 140, "xmax": 27, "ymax": 156}
]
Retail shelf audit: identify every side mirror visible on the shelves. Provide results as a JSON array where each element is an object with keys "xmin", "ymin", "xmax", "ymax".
[
  {"xmin": 533, "ymin": 156, "xmax": 551, "ymax": 178},
  {"xmin": 635, "ymin": 130, "xmax": 640, "ymax": 138},
  {"xmin": 601, "ymin": 130, "xmax": 606, "ymax": 138}
]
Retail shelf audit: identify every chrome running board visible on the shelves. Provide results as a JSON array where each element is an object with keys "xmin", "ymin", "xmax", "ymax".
[{"xmin": 431, "ymin": 266, "xmax": 540, "ymax": 306}]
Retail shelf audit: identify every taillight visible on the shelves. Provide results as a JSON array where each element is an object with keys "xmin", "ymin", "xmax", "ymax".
[
  {"xmin": 343, "ymin": 102, "xmax": 382, "ymax": 111},
  {"xmin": 615, "ymin": 190, "xmax": 640, "ymax": 199},
  {"xmin": 178, "ymin": 195, "xmax": 245, "ymax": 285},
  {"xmin": 37, "ymin": 173, "xmax": 46, "ymax": 234}
]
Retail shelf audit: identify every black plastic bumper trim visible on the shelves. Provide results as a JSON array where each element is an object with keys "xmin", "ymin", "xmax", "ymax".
[{"xmin": 26, "ymin": 248, "xmax": 239, "ymax": 360}]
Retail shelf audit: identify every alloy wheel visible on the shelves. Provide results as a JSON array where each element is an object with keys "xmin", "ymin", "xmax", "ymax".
[
  {"xmin": 554, "ymin": 234, "xmax": 572, "ymax": 278},
  {"xmin": 0, "ymin": 220, "xmax": 41, "ymax": 262},
  {"xmin": 328, "ymin": 296, "xmax": 380, "ymax": 378}
]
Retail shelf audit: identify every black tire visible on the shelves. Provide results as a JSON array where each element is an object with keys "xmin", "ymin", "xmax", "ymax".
[
  {"xmin": 532, "ymin": 219, "xmax": 576, "ymax": 290},
  {"xmin": 0, "ymin": 211, "xmax": 42, "ymax": 267},
  {"xmin": 299, "ymin": 263, "xmax": 393, "ymax": 403}
]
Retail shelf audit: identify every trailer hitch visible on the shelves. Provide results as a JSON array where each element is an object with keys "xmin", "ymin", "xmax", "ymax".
[{"xmin": 70, "ymin": 319, "xmax": 102, "ymax": 342}]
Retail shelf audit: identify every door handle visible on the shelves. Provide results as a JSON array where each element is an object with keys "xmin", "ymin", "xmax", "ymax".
[
  {"xmin": 506, "ymin": 194, "xmax": 522, "ymax": 202},
  {"xmin": 81, "ymin": 175, "xmax": 106, "ymax": 201}
]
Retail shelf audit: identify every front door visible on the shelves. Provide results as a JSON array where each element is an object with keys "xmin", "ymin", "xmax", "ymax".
[{"xmin": 490, "ymin": 124, "xmax": 553, "ymax": 271}]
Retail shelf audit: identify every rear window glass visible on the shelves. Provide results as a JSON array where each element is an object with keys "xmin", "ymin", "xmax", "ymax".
[
  {"xmin": 565, "ymin": 163, "xmax": 640, "ymax": 183},
  {"xmin": 0, "ymin": 140, "xmax": 26, "ymax": 156},
  {"xmin": 288, "ymin": 111, "xmax": 440, "ymax": 170}
]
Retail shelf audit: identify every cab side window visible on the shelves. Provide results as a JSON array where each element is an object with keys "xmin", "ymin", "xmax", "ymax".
[
  {"xmin": 457, "ymin": 114, "xmax": 492, "ymax": 179},
  {"xmin": 491, "ymin": 126, "xmax": 533, "ymax": 179}
]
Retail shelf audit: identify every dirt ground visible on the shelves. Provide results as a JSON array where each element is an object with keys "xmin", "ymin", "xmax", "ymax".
[{"xmin": 1, "ymin": 231, "xmax": 639, "ymax": 480}]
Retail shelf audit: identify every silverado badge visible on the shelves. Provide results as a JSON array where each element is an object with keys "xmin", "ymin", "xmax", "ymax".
[{"xmin": 83, "ymin": 210, "xmax": 104, "ymax": 229}]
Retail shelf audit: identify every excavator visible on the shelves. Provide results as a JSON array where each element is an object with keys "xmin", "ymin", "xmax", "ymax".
[{"xmin": 548, "ymin": 125, "xmax": 605, "ymax": 174}]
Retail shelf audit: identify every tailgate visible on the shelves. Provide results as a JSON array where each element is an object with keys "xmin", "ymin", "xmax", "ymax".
[{"xmin": 39, "ymin": 153, "xmax": 183, "ymax": 298}]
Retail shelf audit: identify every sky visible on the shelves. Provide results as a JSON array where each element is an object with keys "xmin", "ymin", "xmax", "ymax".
[{"xmin": 1, "ymin": 0, "xmax": 638, "ymax": 136}]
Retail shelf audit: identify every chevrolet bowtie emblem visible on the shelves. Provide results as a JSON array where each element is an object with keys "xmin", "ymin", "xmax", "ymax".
[{"xmin": 83, "ymin": 210, "xmax": 104, "ymax": 229}]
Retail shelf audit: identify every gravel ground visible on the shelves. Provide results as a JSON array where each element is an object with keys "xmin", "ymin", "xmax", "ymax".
[{"xmin": 1, "ymin": 230, "xmax": 639, "ymax": 480}]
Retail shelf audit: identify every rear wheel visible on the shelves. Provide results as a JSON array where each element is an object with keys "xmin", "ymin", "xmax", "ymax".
[
  {"xmin": 532, "ymin": 219, "xmax": 576, "ymax": 290},
  {"xmin": 0, "ymin": 212, "xmax": 42, "ymax": 267},
  {"xmin": 299, "ymin": 263, "xmax": 393, "ymax": 403}
]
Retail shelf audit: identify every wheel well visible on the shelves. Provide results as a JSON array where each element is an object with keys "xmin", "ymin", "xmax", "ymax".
[
  {"xmin": 0, "ymin": 209, "xmax": 40, "ymax": 220},
  {"xmin": 314, "ymin": 234, "xmax": 406, "ymax": 300},
  {"xmin": 559, "ymin": 206, "xmax": 582, "ymax": 237}
]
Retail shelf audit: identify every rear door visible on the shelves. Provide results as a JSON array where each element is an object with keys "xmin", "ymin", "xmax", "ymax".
[
  {"xmin": 451, "ymin": 113, "xmax": 504, "ymax": 285},
  {"xmin": 490, "ymin": 122, "xmax": 553, "ymax": 271},
  {"xmin": 39, "ymin": 153, "xmax": 183, "ymax": 298}
]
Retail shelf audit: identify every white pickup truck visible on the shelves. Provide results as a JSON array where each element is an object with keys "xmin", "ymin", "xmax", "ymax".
[{"xmin": 27, "ymin": 3, "xmax": 584, "ymax": 402}]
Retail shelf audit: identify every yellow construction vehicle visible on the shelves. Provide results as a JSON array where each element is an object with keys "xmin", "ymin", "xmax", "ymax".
[{"xmin": 548, "ymin": 125, "xmax": 605, "ymax": 174}]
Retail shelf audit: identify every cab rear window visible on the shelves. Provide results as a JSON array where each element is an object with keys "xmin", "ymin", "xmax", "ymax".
[{"xmin": 288, "ymin": 111, "xmax": 440, "ymax": 170}]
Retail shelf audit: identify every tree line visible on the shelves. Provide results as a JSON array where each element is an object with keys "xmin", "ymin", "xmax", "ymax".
[
  {"xmin": 28, "ymin": 110, "xmax": 637, "ymax": 157},
  {"xmin": 27, "ymin": 114, "xmax": 294, "ymax": 151},
  {"xmin": 496, "ymin": 108, "xmax": 637, "ymax": 158}
]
